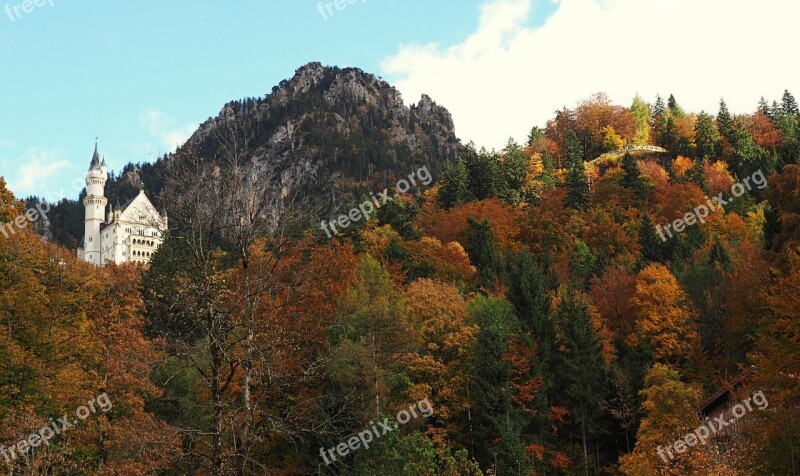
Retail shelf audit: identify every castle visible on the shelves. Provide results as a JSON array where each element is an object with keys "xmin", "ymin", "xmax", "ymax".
[{"xmin": 77, "ymin": 145, "xmax": 168, "ymax": 266}]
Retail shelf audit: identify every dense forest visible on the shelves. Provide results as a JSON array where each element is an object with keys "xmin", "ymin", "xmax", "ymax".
[{"xmin": 2, "ymin": 88, "xmax": 800, "ymax": 475}]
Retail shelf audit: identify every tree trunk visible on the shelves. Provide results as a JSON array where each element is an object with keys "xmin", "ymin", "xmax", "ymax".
[
  {"xmin": 211, "ymin": 308, "xmax": 224, "ymax": 476},
  {"xmin": 238, "ymin": 253, "xmax": 254, "ymax": 476}
]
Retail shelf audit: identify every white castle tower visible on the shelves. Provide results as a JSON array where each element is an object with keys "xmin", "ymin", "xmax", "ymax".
[
  {"xmin": 77, "ymin": 144, "xmax": 168, "ymax": 266},
  {"xmin": 80, "ymin": 144, "xmax": 108, "ymax": 265}
]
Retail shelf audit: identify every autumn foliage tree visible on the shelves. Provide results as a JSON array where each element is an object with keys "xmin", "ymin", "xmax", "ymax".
[{"xmin": 632, "ymin": 264, "xmax": 701, "ymax": 371}]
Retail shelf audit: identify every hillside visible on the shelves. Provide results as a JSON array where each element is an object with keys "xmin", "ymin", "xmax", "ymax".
[
  {"xmin": 7, "ymin": 75, "xmax": 800, "ymax": 475},
  {"xmin": 41, "ymin": 62, "xmax": 461, "ymax": 247}
]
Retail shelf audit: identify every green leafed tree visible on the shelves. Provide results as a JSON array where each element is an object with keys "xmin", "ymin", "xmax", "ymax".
[
  {"xmin": 717, "ymin": 98, "xmax": 734, "ymax": 139},
  {"xmin": 620, "ymin": 152, "xmax": 646, "ymax": 200},
  {"xmin": 630, "ymin": 94, "xmax": 652, "ymax": 146},
  {"xmin": 466, "ymin": 217, "xmax": 503, "ymax": 290},
  {"xmin": 639, "ymin": 214, "xmax": 668, "ymax": 263},
  {"xmin": 564, "ymin": 132, "xmax": 591, "ymax": 211},
  {"xmin": 652, "ymin": 95, "xmax": 665, "ymax": 119},
  {"xmin": 528, "ymin": 126, "xmax": 545, "ymax": 147},
  {"xmin": 540, "ymin": 150, "xmax": 558, "ymax": 189},
  {"xmin": 463, "ymin": 144, "xmax": 501, "ymax": 201},
  {"xmin": 782, "ymin": 89, "xmax": 799, "ymax": 116},
  {"xmin": 694, "ymin": 111, "xmax": 722, "ymax": 159},
  {"xmin": 563, "ymin": 129, "xmax": 584, "ymax": 166},
  {"xmin": 439, "ymin": 158, "xmax": 472, "ymax": 209},
  {"xmin": 377, "ymin": 192, "xmax": 420, "ymax": 239},
  {"xmin": 499, "ymin": 138, "xmax": 530, "ymax": 205},
  {"xmin": 467, "ymin": 295, "xmax": 527, "ymax": 474},
  {"xmin": 553, "ymin": 287, "xmax": 607, "ymax": 475},
  {"xmin": 667, "ymin": 94, "xmax": 685, "ymax": 117},
  {"xmin": 335, "ymin": 255, "xmax": 414, "ymax": 418}
]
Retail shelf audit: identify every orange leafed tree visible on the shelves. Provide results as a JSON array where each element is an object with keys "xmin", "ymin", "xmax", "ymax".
[
  {"xmin": 632, "ymin": 264, "xmax": 701, "ymax": 368},
  {"xmin": 746, "ymin": 249, "xmax": 800, "ymax": 472},
  {"xmin": 747, "ymin": 111, "xmax": 783, "ymax": 151},
  {"xmin": 405, "ymin": 278, "xmax": 478, "ymax": 446},
  {"xmin": 422, "ymin": 197, "xmax": 521, "ymax": 254},
  {"xmin": 590, "ymin": 263, "xmax": 638, "ymax": 342}
]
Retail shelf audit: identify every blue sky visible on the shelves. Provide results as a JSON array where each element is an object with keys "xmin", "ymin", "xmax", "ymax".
[
  {"xmin": 1, "ymin": 0, "xmax": 796, "ymax": 201},
  {"xmin": 0, "ymin": 0, "xmax": 554, "ymax": 200}
]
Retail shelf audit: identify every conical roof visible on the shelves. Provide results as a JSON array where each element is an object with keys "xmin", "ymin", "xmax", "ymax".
[{"xmin": 89, "ymin": 143, "xmax": 102, "ymax": 171}]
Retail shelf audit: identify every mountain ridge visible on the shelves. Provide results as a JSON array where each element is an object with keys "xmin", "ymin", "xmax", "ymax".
[{"xmin": 39, "ymin": 62, "xmax": 462, "ymax": 247}]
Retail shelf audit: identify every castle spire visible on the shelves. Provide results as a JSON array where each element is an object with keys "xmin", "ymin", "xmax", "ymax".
[{"xmin": 89, "ymin": 140, "xmax": 101, "ymax": 171}]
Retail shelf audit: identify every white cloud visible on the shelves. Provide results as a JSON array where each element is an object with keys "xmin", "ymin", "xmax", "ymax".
[
  {"xmin": 5, "ymin": 148, "xmax": 70, "ymax": 198},
  {"xmin": 0, "ymin": 139, "xmax": 12, "ymax": 148},
  {"xmin": 139, "ymin": 108, "xmax": 195, "ymax": 153},
  {"xmin": 382, "ymin": 0, "xmax": 800, "ymax": 150}
]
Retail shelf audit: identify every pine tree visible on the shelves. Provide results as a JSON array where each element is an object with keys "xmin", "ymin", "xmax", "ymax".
[
  {"xmin": 507, "ymin": 250, "xmax": 553, "ymax": 357},
  {"xmin": 667, "ymin": 94, "xmax": 685, "ymax": 117},
  {"xmin": 505, "ymin": 250, "xmax": 558, "ymax": 469},
  {"xmin": 718, "ymin": 98, "xmax": 734, "ymax": 139},
  {"xmin": 463, "ymin": 145, "xmax": 500, "ymax": 201},
  {"xmin": 782, "ymin": 89, "xmax": 799, "ymax": 116},
  {"xmin": 772, "ymin": 100, "xmax": 782, "ymax": 119},
  {"xmin": 466, "ymin": 217, "xmax": 503, "ymax": 289},
  {"xmin": 653, "ymin": 95, "xmax": 665, "ymax": 118},
  {"xmin": 468, "ymin": 296, "xmax": 527, "ymax": 473},
  {"xmin": 528, "ymin": 126, "xmax": 544, "ymax": 147},
  {"xmin": 565, "ymin": 158, "xmax": 590, "ymax": 211},
  {"xmin": 689, "ymin": 157, "xmax": 706, "ymax": 188},
  {"xmin": 438, "ymin": 158, "xmax": 471, "ymax": 209},
  {"xmin": 563, "ymin": 129, "xmax": 590, "ymax": 210},
  {"xmin": 377, "ymin": 195, "xmax": 419, "ymax": 239},
  {"xmin": 694, "ymin": 111, "xmax": 721, "ymax": 159},
  {"xmin": 639, "ymin": 214, "xmax": 665, "ymax": 262},
  {"xmin": 660, "ymin": 116, "xmax": 676, "ymax": 150},
  {"xmin": 499, "ymin": 138, "xmax": 529, "ymax": 205},
  {"xmin": 620, "ymin": 152, "xmax": 646, "ymax": 199},
  {"xmin": 563, "ymin": 129, "xmax": 584, "ymax": 165},
  {"xmin": 554, "ymin": 287, "xmax": 607, "ymax": 475},
  {"xmin": 758, "ymin": 96, "xmax": 770, "ymax": 115},
  {"xmin": 708, "ymin": 234, "xmax": 732, "ymax": 271}
]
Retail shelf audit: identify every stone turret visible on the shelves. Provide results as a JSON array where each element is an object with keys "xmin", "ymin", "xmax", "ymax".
[{"xmin": 81, "ymin": 143, "xmax": 108, "ymax": 265}]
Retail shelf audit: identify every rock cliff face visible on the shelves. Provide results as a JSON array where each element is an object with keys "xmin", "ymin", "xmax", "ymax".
[
  {"xmin": 184, "ymin": 62, "xmax": 460, "ymax": 218},
  {"xmin": 178, "ymin": 63, "xmax": 461, "ymax": 211},
  {"xmin": 41, "ymin": 62, "xmax": 462, "ymax": 247}
]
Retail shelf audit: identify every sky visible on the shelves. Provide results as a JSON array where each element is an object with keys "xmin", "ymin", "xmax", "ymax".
[{"xmin": 0, "ymin": 0, "xmax": 797, "ymax": 201}]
